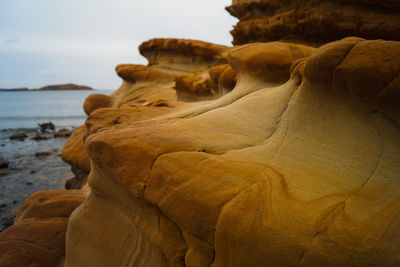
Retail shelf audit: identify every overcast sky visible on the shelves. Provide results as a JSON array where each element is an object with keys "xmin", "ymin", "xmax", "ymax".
[{"xmin": 0, "ymin": 0, "xmax": 237, "ymax": 89}]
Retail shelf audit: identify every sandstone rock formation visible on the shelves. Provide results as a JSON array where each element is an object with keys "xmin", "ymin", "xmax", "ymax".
[
  {"xmin": 63, "ymin": 37, "xmax": 400, "ymax": 266},
  {"xmin": 61, "ymin": 39, "xmax": 312, "ymax": 186},
  {"xmin": 61, "ymin": 39, "xmax": 234, "ymax": 181},
  {"xmin": 139, "ymin": 38, "xmax": 229, "ymax": 72},
  {"xmin": 2, "ymin": 3, "xmax": 400, "ymax": 266},
  {"xmin": 227, "ymin": 0, "xmax": 400, "ymax": 45},
  {"xmin": 62, "ymin": 125, "xmax": 91, "ymax": 176},
  {"xmin": 0, "ymin": 189, "xmax": 86, "ymax": 267}
]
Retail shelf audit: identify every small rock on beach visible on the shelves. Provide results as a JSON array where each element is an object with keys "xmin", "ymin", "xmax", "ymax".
[
  {"xmin": 0, "ymin": 158, "xmax": 9, "ymax": 169},
  {"xmin": 31, "ymin": 134, "xmax": 50, "ymax": 141},
  {"xmin": 38, "ymin": 122, "xmax": 55, "ymax": 132},
  {"xmin": 54, "ymin": 128, "xmax": 72, "ymax": 138},
  {"xmin": 34, "ymin": 152, "xmax": 51, "ymax": 158},
  {"xmin": 9, "ymin": 133, "xmax": 27, "ymax": 141}
]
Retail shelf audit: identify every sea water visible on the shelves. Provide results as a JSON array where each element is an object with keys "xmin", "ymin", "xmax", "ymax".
[
  {"xmin": 0, "ymin": 89, "xmax": 111, "ymax": 231},
  {"xmin": 0, "ymin": 90, "xmax": 111, "ymax": 130}
]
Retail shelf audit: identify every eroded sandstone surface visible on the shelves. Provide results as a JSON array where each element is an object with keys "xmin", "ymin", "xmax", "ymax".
[
  {"xmin": 2, "ymin": 3, "xmax": 400, "ymax": 267},
  {"xmin": 63, "ymin": 37, "xmax": 400, "ymax": 266},
  {"xmin": 227, "ymin": 0, "xmax": 400, "ymax": 45},
  {"xmin": 61, "ymin": 39, "xmax": 235, "ymax": 184},
  {"xmin": 0, "ymin": 189, "xmax": 86, "ymax": 267}
]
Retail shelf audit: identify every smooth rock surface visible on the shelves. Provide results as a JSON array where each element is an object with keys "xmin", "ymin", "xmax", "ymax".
[
  {"xmin": 65, "ymin": 38, "xmax": 400, "ymax": 266},
  {"xmin": 76, "ymin": 38, "xmax": 400, "ymax": 267}
]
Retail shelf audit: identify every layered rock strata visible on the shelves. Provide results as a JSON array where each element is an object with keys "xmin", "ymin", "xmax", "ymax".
[
  {"xmin": 62, "ymin": 39, "xmax": 235, "ymax": 181},
  {"xmin": 64, "ymin": 37, "xmax": 400, "ymax": 266},
  {"xmin": 139, "ymin": 38, "xmax": 229, "ymax": 72},
  {"xmin": 227, "ymin": 0, "xmax": 400, "ymax": 45},
  {"xmin": 2, "ymin": 25, "xmax": 400, "ymax": 267},
  {"xmin": 66, "ymin": 38, "xmax": 400, "ymax": 266},
  {"xmin": 1, "ymin": 1, "xmax": 399, "ymax": 266}
]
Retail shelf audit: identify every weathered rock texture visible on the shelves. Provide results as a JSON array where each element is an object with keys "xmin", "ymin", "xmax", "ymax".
[
  {"xmin": 62, "ymin": 37, "xmax": 398, "ymax": 266},
  {"xmin": 2, "ymin": 34, "xmax": 398, "ymax": 266},
  {"xmin": 61, "ymin": 39, "xmax": 234, "ymax": 181},
  {"xmin": 65, "ymin": 37, "xmax": 400, "ymax": 266},
  {"xmin": 3, "ymin": 1, "xmax": 400, "ymax": 266},
  {"xmin": 3, "ymin": 34, "xmax": 399, "ymax": 267},
  {"xmin": 139, "ymin": 38, "xmax": 229, "ymax": 72},
  {"xmin": 61, "ymin": 40, "xmax": 313, "ymax": 189},
  {"xmin": 227, "ymin": 0, "xmax": 400, "ymax": 45},
  {"xmin": 0, "ymin": 189, "xmax": 86, "ymax": 267}
]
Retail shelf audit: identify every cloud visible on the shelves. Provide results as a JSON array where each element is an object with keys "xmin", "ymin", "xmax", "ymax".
[{"xmin": 4, "ymin": 38, "xmax": 20, "ymax": 44}]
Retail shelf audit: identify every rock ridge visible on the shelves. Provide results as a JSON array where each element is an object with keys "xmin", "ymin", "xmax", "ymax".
[{"xmin": 227, "ymin": 0, "xmax": 400, "ymax": 45}]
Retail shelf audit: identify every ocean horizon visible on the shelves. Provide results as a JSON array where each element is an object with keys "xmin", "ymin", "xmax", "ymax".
[
  {"xmin": 0, "ymin": 89, "xmax": 112, "ymax": 130},
  {"xmin": 0, "ymin": 89, "xmax": 114, "ymax": 230}
]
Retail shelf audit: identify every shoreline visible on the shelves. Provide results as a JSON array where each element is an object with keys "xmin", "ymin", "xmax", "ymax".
[
  {"xmin": 0, "ymin": 126, "xmax": 74, "ymax": 231},
  {"xmin": 0, "ymin": 83, "xmax": 94, "ymax": 92}
]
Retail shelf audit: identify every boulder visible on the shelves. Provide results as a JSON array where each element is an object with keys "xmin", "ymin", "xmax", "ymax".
[
  {"xmin": 9, "ymin": 133, "xmax": 27, "ymax": 141},
  {"xmin": 0, "ymin": 158, "xmax": 9, "ymax": 169},
  {"xmin": 54, "ymin": 128, "xmax": 72, "ymax": 138},
  {"xmin": 83, "ymin": 94, "xmax": 114, "ymax": 115},
  {"xmin": 34, "ymin": 152, "xmax": 51, "ymax": 158},
  {"xmin": 0, "ymin": 190, "xmax": 86, "ymax": 267},
  {"xmin": 61, "ymin": 125, "xmax": 91, "ymax": 175},
  {"xmin": 38, "ymin": 122, "xmax": 55, "ymax": 132},
  {"xmin": 31, "ymin": 133, "xmax": 50, "ymax": 141}
]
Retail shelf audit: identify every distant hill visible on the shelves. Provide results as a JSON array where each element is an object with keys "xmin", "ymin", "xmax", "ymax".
[
  {"xmin": 0, "ymin": 87, "xmax": 29, "ymax": 91},
  {"xmin": 36, "ymin": 83, "xmax": 93, "ymax": 91},
  {"xmin": 0, "ymin": 83, "xmax": 93, "ymax": 91}
]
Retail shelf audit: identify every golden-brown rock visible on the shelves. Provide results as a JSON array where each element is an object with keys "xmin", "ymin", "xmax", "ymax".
[
  {"xmin": 213, "ymin": 65, "xmax": 237, "ymax": 94},
  {"xmin": 83, "ymin": 94, "xmax": 114, "ymax": 115},
  {"xmin": 139, "ymin": 38, "xmax": 230, "ymax": 72},
  {"xmin": 0, "ymin": 218, "xmax": 68, "ymax": 267},
  {"xmin": 0, "ymin": 190, "xmax": 86, "ymax": 267},
  {"xmin": 174, "ymin": 71, "xmax": 218, "ymax": 101},
  {"xmin": 61, "ymin": 39, "xmax": 233, "ymax": 179},
  {"xmin": 62, "ymin": 125, "xmax": 91, "ymax": 175},
  {"xmin": 116, "ymin": 64, "xmax": 181, "ymax": 85},
  {"xmin": 64, "ymin": 63, "xmax": 184, "ymax": 177},
  {"xmin": 65, "ymin": 38, "xmax": 400, "ymax": 266},
  {"xmin": 227, "ymin": 0, "xmax": 400, "ymax": 45},
  {"xmin": 60, "ymin": 39, "xmax": 315, "ymax": 265},
  {"xmin": 112, "ymin": 64, "xmax": 179, "ymax": 107},
  {"xmin": 174, "ymin": 64, "xmax": 238, "ymax": 101},
  {"xmin": 65, "ymin": 41, "xmax": 318, "ymax": 266},
  {"xmin": 15, "ymin": 190, "xmax": 86, "ymax": 222}
]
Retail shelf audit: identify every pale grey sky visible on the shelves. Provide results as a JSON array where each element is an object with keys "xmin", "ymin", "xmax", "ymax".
[{"xmin": 0, "ymin": 0, "xmax": 237, "ymax": 89}]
